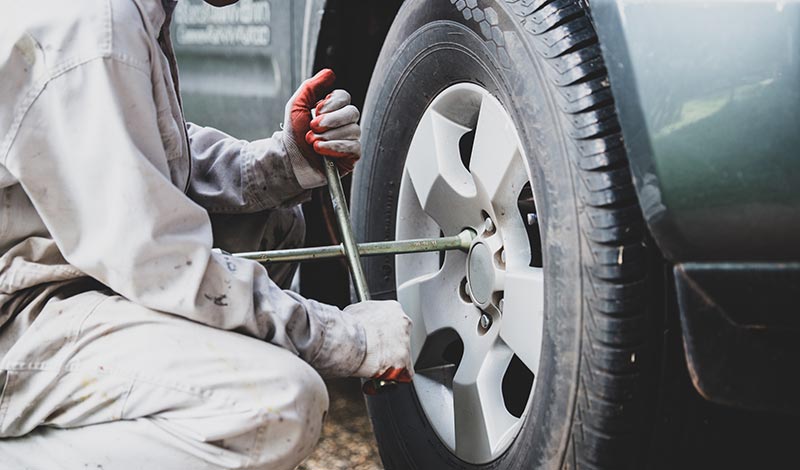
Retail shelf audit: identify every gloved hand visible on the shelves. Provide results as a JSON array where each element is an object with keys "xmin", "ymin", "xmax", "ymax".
[
  {"xmin": 346, "ymin": 300, "xmax": 414, "ymax": 382},
  {"xmin": 283, "ymin": 68, "xmax": 361, "ymax": 175}
]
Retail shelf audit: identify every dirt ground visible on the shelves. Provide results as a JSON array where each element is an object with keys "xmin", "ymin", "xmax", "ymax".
[{"xmin": 298, "ymin": 379, "xmax": 383, "ymax": 470}]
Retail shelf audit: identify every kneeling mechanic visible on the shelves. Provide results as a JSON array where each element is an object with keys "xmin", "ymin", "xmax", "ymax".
[{"xmin": 0, "ymin": 0, "xmax": 413, "ymax": 468}]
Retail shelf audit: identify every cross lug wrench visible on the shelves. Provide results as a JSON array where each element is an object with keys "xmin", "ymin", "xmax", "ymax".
[{"xmin": 232, "ymin": 160, "xmax": 476, "ymax": 394}]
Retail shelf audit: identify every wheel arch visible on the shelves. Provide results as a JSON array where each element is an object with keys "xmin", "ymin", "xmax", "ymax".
[{"xmin": 312, "ymin": 0, "xmax": 405, "ymax": 112}]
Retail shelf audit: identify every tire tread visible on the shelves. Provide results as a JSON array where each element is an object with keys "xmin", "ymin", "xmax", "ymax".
[{"xmin": 504, "ymin": 0, "xmax": 652, "ymax": 468}]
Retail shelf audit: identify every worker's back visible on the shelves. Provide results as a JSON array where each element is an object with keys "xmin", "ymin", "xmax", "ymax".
[
  {"xmin": 0, "ymin": 1, "xmax": 108, "ymax": 321},
  {"xmin": 0, "ymin": 0, "xmax": 190, "ymax": 327}
]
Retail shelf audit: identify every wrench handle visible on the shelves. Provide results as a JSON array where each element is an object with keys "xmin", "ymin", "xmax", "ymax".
[
  {"xmin": 322, "ymin": 159, "xmax": 403, "ymax": 395},
  {"xmin": 322, "ymin": 159, "xmax": 370, "ymax": 302}
]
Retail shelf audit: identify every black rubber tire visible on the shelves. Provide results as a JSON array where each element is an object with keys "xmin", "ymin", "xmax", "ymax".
[{"xmin": 351, "ymin": 1, "xmax": 661, "ymax": 468}]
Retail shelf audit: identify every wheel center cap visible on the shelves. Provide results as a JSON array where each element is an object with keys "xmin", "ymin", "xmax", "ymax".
[{"xmin": 467, "ymin": 242, "xmax": 494, "ymax": 306}]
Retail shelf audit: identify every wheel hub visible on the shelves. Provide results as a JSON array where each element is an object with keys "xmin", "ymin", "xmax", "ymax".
[{"xmin": 467, "ymin": 242, "xmax": 494, "ymax": 307}]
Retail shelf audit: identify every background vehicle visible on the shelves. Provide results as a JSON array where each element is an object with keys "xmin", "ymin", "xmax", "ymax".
[{"xmin": 174, "ymin": 0, "xmax": 800, "ymax": 468}]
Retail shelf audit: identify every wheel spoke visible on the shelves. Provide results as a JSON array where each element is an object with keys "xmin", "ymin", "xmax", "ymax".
[
  {"xmin": 397, "ymin": 258, "xmax": 477, "ymax": 361},
  {"xmin": 469, "ymin": 95, "xmax": 528, "ymax": 210},
  {"xmin": 453, "ymin": 340, "xmax": 519, "ymax": 461},
  {"xmin": 499, "ymin": 266, "xmax": 545, "ymax": 374},
  {"xmin": 397, "ymin": 273, "xmax": 438, "ymax": 361},
  {"xmin": 413, "ymin": 367, "xmax": 457, "ymax": 449},
  {"xmin": 406, "ymin": 109, "xmax": 480, "ymax": 233}
]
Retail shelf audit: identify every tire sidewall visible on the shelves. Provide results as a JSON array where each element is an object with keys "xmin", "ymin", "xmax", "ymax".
[{"xmin": 352, "ymin": 1, "xmax": 584, "ymax": 467}]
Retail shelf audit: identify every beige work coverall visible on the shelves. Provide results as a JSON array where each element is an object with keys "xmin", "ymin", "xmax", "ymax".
[{"xmin": 0, "ymin": 0, "xmax": 367, "ymax": 468}]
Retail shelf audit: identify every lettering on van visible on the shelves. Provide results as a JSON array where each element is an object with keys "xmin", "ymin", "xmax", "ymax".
[{"xmin": 174, "ymin": 0, "xmax": 271, "ymax": 47}]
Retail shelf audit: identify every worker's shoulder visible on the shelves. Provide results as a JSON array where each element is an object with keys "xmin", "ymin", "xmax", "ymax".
[
  {"xmin": 0, "ymin": 0, "xmax": 154, "ymax": 163},
  {"xmin": 2, "ymin": 0, "xmax": 152, "ymax": 78}
]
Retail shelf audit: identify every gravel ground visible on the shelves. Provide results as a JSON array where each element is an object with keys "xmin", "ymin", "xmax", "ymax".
[{"xmin": 298, "ymin": 379, "xmax": 383, "ymax": 470}]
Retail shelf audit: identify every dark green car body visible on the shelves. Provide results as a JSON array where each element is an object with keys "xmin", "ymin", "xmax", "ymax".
[
  {"xmin": 592, "ymin": 0, "xmax": 800, "ymax": 262},
  {"xmin": 593, "ymin": 0, "xmax": 800, "ymax": 412},
  {"xmin": 171, "ymin": 0, "xmax": 326, "ymax": 141}
]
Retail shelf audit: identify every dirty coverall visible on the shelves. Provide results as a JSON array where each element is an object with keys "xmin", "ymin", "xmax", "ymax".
[{"xmin": 0, "ymin": 0, "xmax": 412, "ymax": 468}]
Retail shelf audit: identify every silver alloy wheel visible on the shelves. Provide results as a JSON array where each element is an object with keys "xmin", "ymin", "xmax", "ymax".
[{"xmin": 395, "ymin": 83, "xmax": 545, "ymax": 464}]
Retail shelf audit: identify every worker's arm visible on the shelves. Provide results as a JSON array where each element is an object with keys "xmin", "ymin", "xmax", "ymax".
[
  {"xmin": 185, "ymin": 124, "xmax": 321, "ymax": 212},
  {"xmin": 5, "ymin": 56, "xmax": 364, "ymax": 377},
  {"xmin": 185, "ymin": 71, "xmax": 361, "ymax": 213}
]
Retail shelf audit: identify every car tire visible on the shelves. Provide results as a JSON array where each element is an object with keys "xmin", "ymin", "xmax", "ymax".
[{"xmin": 351, "ymin": 0, "xmax": 661, "ymax": 468}]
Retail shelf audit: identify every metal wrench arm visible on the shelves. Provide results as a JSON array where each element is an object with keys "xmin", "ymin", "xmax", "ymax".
[
  {"xmin": 232, "ymin": 230, "xmax": 474, "ymax": 264},
  {"xmin": 323, "ymin": 160, "xmax": 371, "ymax": 301}
]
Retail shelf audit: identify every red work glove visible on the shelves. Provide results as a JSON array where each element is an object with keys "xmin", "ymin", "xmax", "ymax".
[{"xmin": 284, "ymin": 69, "xmax": 361, "ymax": 175}]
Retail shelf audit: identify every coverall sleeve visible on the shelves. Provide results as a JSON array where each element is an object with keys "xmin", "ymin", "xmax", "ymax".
[
  {"xmin": 185, "ymin": 122, "xmax": 327, "ymax": 213},
  {"xmin": 4, "ymin": 56, "xmax": 366, "ymax": 378}
]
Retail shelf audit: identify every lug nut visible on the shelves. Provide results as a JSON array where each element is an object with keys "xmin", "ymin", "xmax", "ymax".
[
  {"xmin": 479, "ymin": 313, "xmax": 493, "ymax": 330},
  {"xmin": 500, "ymin": 249, "xmax": 506, "ymax": 264},
  {"xmin": 527, "ymin": 213, "xmax": 538, "ymax": 226},
  {"xmin": 484, "ymin": 217, "xmax": 495, "ymax": 233},
  {"xmin": 498, "ymin": 298, "xmax": 504, "ymax": 313}
]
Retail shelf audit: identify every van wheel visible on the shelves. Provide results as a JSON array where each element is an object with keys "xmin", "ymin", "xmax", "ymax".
[{"xmin": 351, "ymin": 0, "xmax": 661, "ymax": 468}]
